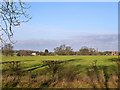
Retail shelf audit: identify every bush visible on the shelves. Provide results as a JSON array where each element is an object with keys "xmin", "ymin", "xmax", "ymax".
[{"xmin": 42, "ymin": 60, "xmax": 63, "ymax": 81}]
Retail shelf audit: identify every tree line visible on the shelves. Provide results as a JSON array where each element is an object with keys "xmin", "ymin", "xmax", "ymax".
[{"xmin": 1, "ymin": 43, "xmax": 118, "ymax": 56}]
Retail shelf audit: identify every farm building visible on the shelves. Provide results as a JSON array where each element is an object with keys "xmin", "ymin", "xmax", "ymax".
[
  {"xmin": 111, "ymin": 51, "xmax": 118, "ymax": 55},
  {"xmin": 105, "ymin": 51, "xmax": 118, "ymax": 56},
  {"xmin": 31, "ymin": 53, "xmax": 36, "ymax": 56}
]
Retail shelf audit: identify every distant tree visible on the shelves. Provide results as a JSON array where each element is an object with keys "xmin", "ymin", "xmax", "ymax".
[
  {"xmin": 54, "ymin": 44, "xmax": 66, "ymax": 55},
  {"xmin": 81, "ymin": 46, "xmax": 88, "ymax": 49},
  {"xmin": 45, "ymin": 49, "xmax": 49, "ymax": 53},
  {"xmin": 65, "ymin": 46, "xmax": 73, "ymax": 55},
  {"xmin": 36, "ymin": 51, "xmax": 40, "ymax": 55},
  {"xmin": 79, "ymin": 46, "xmax": 89, "ymax": 55},
  {"xmin": 39, "ymin": 51, "xmax": 44, "ymax": 56},
  {"xmin": 48, "ymin": 52, "xmax": 56, "ymax": 56},
  {"xmin": 54, "ymin": 44, "xmax": 73, "ymax": 55},
  {"xmin": 89, "ymin": 48, "xmax": 96, "ymax": 55},
  {"xmin": 44, "ymin": 49, "xmax": 49, "ymax": 55},
  {"xmin": 3, "ymin": 43, "xmax": 13, "ymax": 56},
  {"xmin": 98, "ymin": 52, "xmax": 105, "ymax": 55},
  {"xmin": 74, "ymin": 51, "xmax": 78, "ymax": 55},
  {"xmin": 17, "ymin": 50, "xmax": 32, "ymax": 56},
  {"xmin": 17, "ymin": 50, "xmax": 24, "ymax": 56}
]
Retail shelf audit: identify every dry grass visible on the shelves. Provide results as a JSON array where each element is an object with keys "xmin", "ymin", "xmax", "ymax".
[{"xmin": 2, "ymin": 74, "xmax": 118, "ymax": 88}]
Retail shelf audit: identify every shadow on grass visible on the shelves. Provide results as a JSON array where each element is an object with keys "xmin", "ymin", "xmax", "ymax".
[
  {"xmin": 23, "ymin": 60, "xmax": 35, "ymax": 62},
  {"xmin": 64, "ymin": 59, "xmax": 82, "ymax": 63},
  {"xmin": 108, "ymin": 58, "xmax": 119, "ymax": 62},
  {"xmin": 2, "ymin": 59, "xmax": 82, "ymax": 73},
  {"xmin": 1, "ymin": 59, "xmax": 35, "ymax": 64},
  {"xmin": 29, "ymin": 59, "xmax": 82, "ymax": 71},
  {"xmin": 26, "ymin": 64, "xmax": 47, "ymax": 71},
  {"xmin": 1, "ymin": 61, "xmax": 21, "ymax": 64}
]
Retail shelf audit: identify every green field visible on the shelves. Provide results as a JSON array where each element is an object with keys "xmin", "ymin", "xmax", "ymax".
[
  {"xmin": 2, "ymin": 55, "xmax": 118, "ymax": 70},
  {"xmin": 2, "ymin": 55, "xmax": 119, "ymax": 88}
]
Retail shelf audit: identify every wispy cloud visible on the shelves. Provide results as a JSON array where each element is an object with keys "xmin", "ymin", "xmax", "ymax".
[{"xmin": 14, "ymin": 34, "xmax": 118, "ymax": 52}]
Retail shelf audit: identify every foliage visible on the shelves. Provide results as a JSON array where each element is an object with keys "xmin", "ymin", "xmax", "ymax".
[
  {"xmin": 36, "ymin": 51, "xmax": 40, "ymax": 55},
  {"xmin": 78, "ymin": 46, "xmax": 99, "ymax": 55},
  {"xmin": 42, "ymin": 60, "xmax": 64, "ymax": 81},
  {"xmin": 54, "ymin": 44, "xmax": 73, "ymax": 55},
  {"xmin": 45, "ymin": 49, "xmax": 49, "ymax": 53},
  {"xmin": 44, "ymin": 49, "xmax": 49, "ymax": 55},
  {"xmin": 17, "ymin": 50, "xmax": 34, "ymax": 56},
  {"xmin": 79, "ymin": 48, "xmax": 89, "ymax": 55},
  {"xmin": 2, "ymin": 43, "xmax": 13, "ymax": 56},
  {"xmin": 7, "ymin": 61, "xmax": 23, "ymax": 76}
]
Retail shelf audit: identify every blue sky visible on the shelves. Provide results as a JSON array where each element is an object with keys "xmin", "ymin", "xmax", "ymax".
[{"xmin": 13, "ymin": 2, "xmax": 118, "ymax": 51}]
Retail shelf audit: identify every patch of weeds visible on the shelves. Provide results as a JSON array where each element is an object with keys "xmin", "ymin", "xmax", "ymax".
[
  {"xmin": 5, "ymin": 82, "xmax": 19, "ymax": 88},
  {"xmin": 30, "ymin": 74, "xmax": 37, "ymax": 79},
  {"xmin": 63, "ymin": 65, "xmax": 78, "ymax": 82}
]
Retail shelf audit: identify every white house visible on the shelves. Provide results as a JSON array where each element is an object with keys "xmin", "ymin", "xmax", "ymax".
[{"xmin": 31, "ymin": 53, "xmax": 36, "ymax": 56}]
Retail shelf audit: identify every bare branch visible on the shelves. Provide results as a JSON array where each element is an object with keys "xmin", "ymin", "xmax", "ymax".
[{"xmin": 0, "ymin": 0, "xmax": 31, "ymax": 44}]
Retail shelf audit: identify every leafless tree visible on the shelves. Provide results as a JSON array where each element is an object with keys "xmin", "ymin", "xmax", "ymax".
[{"xmin": 0, "ymin": 0, "xmax": 31, "ymax": 44}]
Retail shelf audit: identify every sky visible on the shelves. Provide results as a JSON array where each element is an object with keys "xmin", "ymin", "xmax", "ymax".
[{"xmin": 12, "ymin": 2, "xmax": 118, "ymax": 52}]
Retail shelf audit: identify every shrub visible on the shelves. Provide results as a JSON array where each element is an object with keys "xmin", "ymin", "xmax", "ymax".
[{"xmin": 42, "ymin": 60, "xmax": 63, "ymax": 81}]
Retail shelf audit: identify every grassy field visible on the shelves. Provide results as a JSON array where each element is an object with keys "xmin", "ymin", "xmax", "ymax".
[
  {"xmin": 2, "ymin": 55, "xmax": 119, "ymax": 88},
  {"xmin": 2, "ymin": 55, "xmax": 118, "ymax": 72}
]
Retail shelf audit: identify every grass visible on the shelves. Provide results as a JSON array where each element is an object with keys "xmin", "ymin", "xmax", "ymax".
[
  {"xmin": 2, "ymin": 55, "xmax": 118, "ymax": 70},
  {"xmin": 2, "ymin": 55, "xmax": 118, "ymax": 88}
]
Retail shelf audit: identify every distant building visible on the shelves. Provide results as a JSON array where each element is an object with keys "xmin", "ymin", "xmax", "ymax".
[
  {"xmin": 105, "ymin": 51, "xmax": 118, "ymax": 56},
  {"xmin": 111, "ymin": 51, "xmax": 118, "ymax": 56},
  {"xmin": 31, "ymin": 53, "xmax": 36, "ymax": 56}
]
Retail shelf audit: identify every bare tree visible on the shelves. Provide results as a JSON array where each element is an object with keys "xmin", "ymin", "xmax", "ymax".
[
  {"xmin": 79, "ymin": 46, "xmax": 89, "ymax": 55},
  {"xmin": 54, "ymin": 44, "xmax": 73, "ymax": 55},
  {"xmin": 0, "ymin": 0, "xmax": 31, "ymax": 43}
]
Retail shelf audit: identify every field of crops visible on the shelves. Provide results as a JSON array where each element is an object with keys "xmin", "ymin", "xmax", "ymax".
[{"xmin": 2, "ymin": 55, "xmax": 119, "ymax": 88}]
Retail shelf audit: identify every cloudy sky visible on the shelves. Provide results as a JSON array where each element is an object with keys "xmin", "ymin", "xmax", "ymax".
[{"xmin": 12, "ymin": 2, "xmax": 118, "ymax": 52}]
